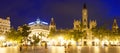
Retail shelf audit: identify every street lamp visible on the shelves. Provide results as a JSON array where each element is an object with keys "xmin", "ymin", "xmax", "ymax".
[
  {"xmin": 58, "ymin": 36, "xmax": 65, "ymax": 46},
  {"xmin": 0, "ymin": 36, "xmax": 5, "ymax": 46},
  {"xmin": 94, "ymin": 38, "xmax": 99, "ymax": 46},
  {"xmin": 0, "ymin": 36, "xmax": 5, "ymax": 40}
]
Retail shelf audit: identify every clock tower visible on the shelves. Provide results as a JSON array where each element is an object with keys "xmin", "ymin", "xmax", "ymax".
[{"xmin": 82, "ymin": 4, "xmax": 88, "ymax": 31}]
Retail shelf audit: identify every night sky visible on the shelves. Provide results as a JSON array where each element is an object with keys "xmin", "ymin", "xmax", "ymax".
[{"xmin": 0, "ymin": 0, "xmax": 120, "ymax": 29}]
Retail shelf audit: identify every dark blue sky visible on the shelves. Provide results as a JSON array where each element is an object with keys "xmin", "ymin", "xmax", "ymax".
[{"xmin": 0, "ymin": 0, "xmax": 120, "ymax": 29}]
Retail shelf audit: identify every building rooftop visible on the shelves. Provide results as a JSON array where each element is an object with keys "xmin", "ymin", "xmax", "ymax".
[{"xmin": 28, "ymin": 18, "xmax": 48, "ymax": 26}]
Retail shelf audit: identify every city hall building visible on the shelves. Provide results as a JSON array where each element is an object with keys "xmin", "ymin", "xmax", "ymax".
[
  {"xmin": 48, "ymin": 4, "xmax": 119, "ymax": 46},
  {"xmin": 48, "ymin": 4, "xmax": 97, "ymax": 46},
  {"xmin": 27, "ymin": 4, "xmax": 119, "ymax": 46}
]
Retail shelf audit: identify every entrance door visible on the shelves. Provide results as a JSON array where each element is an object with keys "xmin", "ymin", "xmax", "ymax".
[{"xmin": 84, "ymin": 41, "xmax": 87, "ymax": 46}]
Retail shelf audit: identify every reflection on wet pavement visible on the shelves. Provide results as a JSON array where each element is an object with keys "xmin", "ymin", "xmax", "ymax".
[{"xmin": 0, "ymin": 46, "xmax": 120, "ymax": 53}]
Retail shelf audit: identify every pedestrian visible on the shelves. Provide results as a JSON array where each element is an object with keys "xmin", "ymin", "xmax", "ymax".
[
  {"xmin": 64, "ymin": 43, "xmax": 67, "ymax": 52},
  {"xmin": 45, "ymin": 42, "xmax": 47, "ymax": 49},
  {"xmin": 20, "ymin": 45, "xmax": 22, "ymax": 51},
  {"xmin": 64, "ymin": 43, "xmax": 67, "ymax": 48}
]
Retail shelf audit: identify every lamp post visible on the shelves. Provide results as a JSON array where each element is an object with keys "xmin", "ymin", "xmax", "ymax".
[
  {"xmin": 0, "ymin": 36, "xmax": 5, "ymax": 46},
  {"xmin": 0, "ymin": 36, "xmax": 5, "ymax": 40}
]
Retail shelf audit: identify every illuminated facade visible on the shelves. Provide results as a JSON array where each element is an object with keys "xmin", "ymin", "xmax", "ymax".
[
  {"xmin": 28, "ymin": 18, "xmax": 49, "ymax": 41},
  {"xmin": 49, "ymin": 4, "xmax": 97, "ymax": 46},
  {"xmin": 73, "ymin": 4, "xmax": 97, "ymax": 31},
  {"xmin": 73, "ymin": 4, "xmax": 97, "ymax": 46},
  {"xmin": 0, "ymin": 17, "xmax": 10, "ymax": 35},
  {"xmin": 25, "ymin": 4, "xmax": 119, "ymax": 46},
  {"xmin": 49, "ymin": 18, "xmax": 56, "ymax": 32},
  {"xmin": 73, "ymin": 19, "xmax": 81, "ymax": 31},
  {"xmin": 47, "ymin": 4, "xmax": 120, "ymax": 46},
  {"xmin": 112, "ymin": 19, "xmax": 119, "ymax": 32},
  {"xmin": 82, "ymin": 4, "xmax": 88, "ymax": 31}
]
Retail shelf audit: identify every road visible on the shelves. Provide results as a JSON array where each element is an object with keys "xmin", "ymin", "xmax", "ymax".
[{"xmin": 0, "ymin": 46, "xmax": 120, "ymax": 53}]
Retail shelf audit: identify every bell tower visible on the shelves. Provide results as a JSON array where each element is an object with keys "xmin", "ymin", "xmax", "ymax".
[
  {"xmin": 82, "ymin": 3, "xmax": 88, "ymax": 31},
  {"xmin": 73, "ymin": 19, "xmax": 81, "ymax": 31},
  {"xmin": 112, "ymin": 19, "xmax": 119, "ymax": 32},
  {"xmin": 49, "ymin": 18, "xmax": 56, "ymax": 32}
]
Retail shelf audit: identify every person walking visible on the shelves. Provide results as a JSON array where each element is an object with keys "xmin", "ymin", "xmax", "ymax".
[
  {"xmin": 45, "ymin": 42, "xmax": 47, "ymax": 49},
  {"xmin": 19, "ymin": 45, "xmax": 22, "ymax": 51}
]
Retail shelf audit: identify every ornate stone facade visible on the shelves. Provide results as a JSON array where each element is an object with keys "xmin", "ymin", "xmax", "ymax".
[
  {"xmin": 82, "ymin": 4, "xmax": 88, "ymax": 31},
  {"xmin": 89, "ymin": 20, "xmax": 97, "ymax": 29},
  {"xmin": 49, "ymin": 18, "xmax": 56, "ymax": 32},
  {"xmin": 112, "ymin": 19, "xmax": 119, "ymax": 32},
  {"xmin": 28, "ymin": 18, "xmax": 49, "ymax": 41},
  {"xmin": 0, "ymin": 17, "xmax": 10, "ymax": 34},
  {"xmin": 49, "ymin": 4, "xmax": 98, "ymax": 46},
  {"xmin": 73, "ymin": 19, "xmax": 81, "ymax": 31}
]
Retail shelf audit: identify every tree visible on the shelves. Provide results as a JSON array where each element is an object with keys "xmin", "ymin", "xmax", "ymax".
[
  {"xmin": 48, "ymin": 31, "xmax": 60, "ymax": 39},
  {"xmin": 71, "ymin": 30, "xmax": 83, "ymax": 45},
  {"xmin": 18, "ymin": 24, "xmax": 31, "ymax": 44},
  {"xmin": 6, "ymin": 28, "xmax": 22, "ymax": 42},
  {"xmin": 19, "ymin": 24, "xmax": 31, "ymax": 38},
  {"xmin": 39, "ymin": 33, "xmax": 45, "ymax": 41},
  {"xmin": 32, "ymin": 35, "xmax": 40, "ymax": 45},
  {"xmin": 92, "ymin": 26, "xmax": 107, "ymax": 41},
  {"xmin": 64, "ymin": 32, "xmax": 72, "ymax": 41},
  {"xmin": 48, "ymin": 30, "xmax": 56, "ymax": 39}
]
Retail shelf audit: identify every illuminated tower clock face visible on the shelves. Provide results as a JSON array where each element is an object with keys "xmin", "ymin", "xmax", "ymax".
[{"xmin": 84, "ymin": 12, "xmax": 87, "ymax": 15}]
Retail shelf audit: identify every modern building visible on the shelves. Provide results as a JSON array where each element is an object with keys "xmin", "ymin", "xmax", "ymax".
[{"xmin": 0, "ymin": 17, "xmax": 10, "ymax": 35}]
